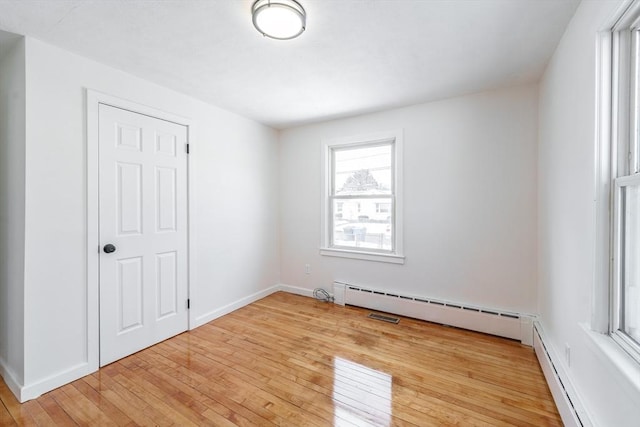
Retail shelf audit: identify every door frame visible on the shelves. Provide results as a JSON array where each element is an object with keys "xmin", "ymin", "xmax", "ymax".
[{"xmin": 86, "ymin": 89, "xmax": 196, "ymax": 372}]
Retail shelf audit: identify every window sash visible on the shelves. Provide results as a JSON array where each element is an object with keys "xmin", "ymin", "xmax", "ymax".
[
  {"xmin": 329, "ymin": 195, "xmax": 395, "ymax": 253},
  {"xmin": 612, "ymin": 173, "xmax": 640, "ymax": 363},
  {"xmin": 329, "ymin": 141, "xmax": 395, "ymax": 254},
  {"xmin": 632, "ymin": 29, "xmax": 640, "ymax": 174},
  {"xmin": 330, "ymin": 140, "xmax": 395, "ymax": 196},
  {"xmin": 604, "ymin": 14, "xmax": 640, "ymax": 363}
]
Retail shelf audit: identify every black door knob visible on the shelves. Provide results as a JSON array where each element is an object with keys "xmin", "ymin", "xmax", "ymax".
[{"xmin": 103, "ymin": 244, "xmax": 116, "ymax": 254}]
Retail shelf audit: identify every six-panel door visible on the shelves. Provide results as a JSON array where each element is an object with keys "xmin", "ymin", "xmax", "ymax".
[{"xmin": 98, "ymin": 104, "xmax": 188, "ymax": 366}]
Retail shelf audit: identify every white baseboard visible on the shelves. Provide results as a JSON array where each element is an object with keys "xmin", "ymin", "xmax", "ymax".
[
  {"xmin": 278, "ymin": 283, "xmax": 315, "ymax": 298},
  {"xmin": 193, "ymin": 284, "xmax": 281, "ymax": 328},
  {"xmin": 0, "ymin": 357, "xmax": 23, "ymax": 401},
  {"xmin": 193, "ymin": 284, "xmax": 316, "ymax": 329},
  {"xmin": 194, "ymin": 283, "xmax": 318, "ymax": 328},
  {"xmin": 533, "ymin": 322, "xmax": 591, "ymax": 427},
  {"xmin": 1, "ymin": 356, "xmax": 93, "ymax": 403},
  {"xmin": 20, "ymin": 362, "xmax": 93, "ymax": 403}
]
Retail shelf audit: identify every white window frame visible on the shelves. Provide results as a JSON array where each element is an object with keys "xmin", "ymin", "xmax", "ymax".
[
  {"xmin": 320, "ymin": 130, "xmax": 404, "ymax": 264},
  {"xmin": 595, "ymin": 0, "xmax": 640, "ymax": 364}
]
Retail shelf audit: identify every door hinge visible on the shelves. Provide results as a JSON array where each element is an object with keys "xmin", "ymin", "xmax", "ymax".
[
  {"xmin": 186, "ymin": 143, "xmax": 190, "ymax": 154},
  {"xmin": 187, "ymin": 298, "xmax": 190, "ymax": 309}
]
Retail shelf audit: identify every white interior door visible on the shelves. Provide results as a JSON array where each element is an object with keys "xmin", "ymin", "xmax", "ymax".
[{"xmin": 98, "ymin": 104, "xmax": 189, "ymax": 366}]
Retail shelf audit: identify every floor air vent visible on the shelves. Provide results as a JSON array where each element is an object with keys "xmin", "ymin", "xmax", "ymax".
[{"xmin": 368, "ymin": 313, "xmax": 400, "ymax": 324}]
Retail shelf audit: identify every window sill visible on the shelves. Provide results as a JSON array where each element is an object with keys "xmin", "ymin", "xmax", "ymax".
[
  {"xmin": 320, "ymin": 248, "xmax": 405, "ymax": 264},
  {"xmin": 580, "ymin": 323, "xmax": 640, "ymax": 395}
]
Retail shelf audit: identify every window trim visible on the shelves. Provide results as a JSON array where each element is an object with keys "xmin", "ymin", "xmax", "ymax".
[
  {"xmin": 595, "ymin": 0, "xmax": 640, "ymax": 364},
  {"xmin": 320, "ymin": 130, "xmax": 404, "ymax": 264}
]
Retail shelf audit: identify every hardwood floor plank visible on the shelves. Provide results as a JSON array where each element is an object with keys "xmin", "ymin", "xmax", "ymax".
[
  {"xmin": 194, "ymin": 315, "xmax": 535, "ymax": 426},
  {"xmin": 0, "ymin": 379, "xmax": 38, "ymax": 426},
  {"xmin": 171, "ymin": 334, "xmax": 436, "ymax": 425},
  {"xmin": 139, "ymin": 347, "xmax": 283, "ymax": 425},
  {"xmin": 115, "ymin": 355, "xmax": 231, "ymax": 427},
  {"xmin": 50, "ymin": 384, "xmax": 118, "ymax": 426},
  {"xmin": 0, "ymin": 292, "xmax": 561, "ymax": 426},
  {"xmin": 239, "ymin": 301, "xmax": 549, "ymax": 392},
  {"xmin": 190, "ymin": 310, "xmax": 536, "ymax": 424},
  {"xmin": 20, "ymin": 400, "xmax": 59, "ymax": 426},
  {"xmin": 184, "ymin": 324, "xmax": 494, "ymax": 426},
  {"xmin": 37, "ymin": 394, "xmax": 78, "ymax": 426},
  {"xmin": 205, "ymin": 308, "xmax": 555, "ymax": 425},
  {"xmin": 210, "ymin": 296, "xmax": 561, "ymax": 426},
  {"xmin": 70, "ymin": 378, "xmax": 134, "ymax": 426},
  {"xmin": 163, "ymin": 335, "xmax": 404, "ymax": 427},
  {"xmin": 87, "ymin": 367, "xmax": 169, "ymax": 426},
  {"xmin": 0, "ymin": 399, "xmax": 17, "ymax": 427},
  {"xmin": 158, "ymin": 345, "xmax": 330, "ymax": 427}
]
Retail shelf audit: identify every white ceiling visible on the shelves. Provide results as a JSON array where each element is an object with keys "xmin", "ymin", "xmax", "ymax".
[{"xmin": 0, "ymin": 0, "xmax": 579, "ymax": 129}]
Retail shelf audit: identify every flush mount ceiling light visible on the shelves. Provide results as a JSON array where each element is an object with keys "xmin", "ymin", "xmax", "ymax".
[{"xmin": 252, "ymin": 0, "xmax": 306, "ymax": 40}]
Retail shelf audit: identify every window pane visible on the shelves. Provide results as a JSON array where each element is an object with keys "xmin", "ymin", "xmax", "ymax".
[
  {"xmin": 332, "ymin": 198, "xmax": 392, "ymax": 251},
  {"xmin": 623, "ymin": 184, "xmax": 640, "ymax": 343},
  {"xmin": 334, "ymin": 144, "xmax": 392, "ymax": 195}
]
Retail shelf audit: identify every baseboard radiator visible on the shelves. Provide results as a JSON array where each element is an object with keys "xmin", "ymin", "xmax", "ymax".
[
  {"xmin": 533, "ymin": 323, "xmax": 585, "ymax": 427},
  {"xmin": 333, "ymin": 281, "xmax": 534, "ymax": 344}
]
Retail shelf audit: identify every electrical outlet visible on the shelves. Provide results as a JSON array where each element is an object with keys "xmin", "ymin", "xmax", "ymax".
[
  {"xmin": 565, "ymin": 343, "xmax": 571, "ymax": 367},
  {"xmin": 305, "ymin": 264, "xmax": 311, "ymax": 274}
]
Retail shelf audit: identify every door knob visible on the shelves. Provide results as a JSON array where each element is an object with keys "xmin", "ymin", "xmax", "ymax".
[{"xmin": 103, "ymin": 244, "xmax": 116, "ymax": 254}]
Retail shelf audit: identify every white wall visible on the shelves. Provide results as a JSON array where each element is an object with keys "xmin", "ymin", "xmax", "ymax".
[
  {"xmin": 279, "ymin": 85, "xmax": 539, "ymax": 314},
  {"xmin": 16, "ymin": 37, "xmax": 279, "ymax": 397},
  {"xmin": 538, "ymin": 0, "xmax": 640, "ymax": 425},
  {"xmin": 0, "ymin": 32, "xmax": 26, "ymax": 395}
]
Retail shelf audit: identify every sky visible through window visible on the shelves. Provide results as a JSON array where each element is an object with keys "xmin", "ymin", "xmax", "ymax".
[{"xmin": 334, "ymin": 145, "xmax": 391, "ymax": 195}]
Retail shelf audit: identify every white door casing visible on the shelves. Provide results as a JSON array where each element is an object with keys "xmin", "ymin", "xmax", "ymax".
[{"xmin": 98, "ymin": 104, "xmax": 189, "ymax": 366}]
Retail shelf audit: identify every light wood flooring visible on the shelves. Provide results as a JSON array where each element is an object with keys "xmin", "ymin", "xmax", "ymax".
[{"xmin": 1, "ymin": 292, "xmax": 561, "ymax": 426}]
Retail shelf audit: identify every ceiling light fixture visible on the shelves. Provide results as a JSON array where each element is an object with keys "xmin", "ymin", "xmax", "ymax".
[{"xmin": 252, "ymin": 0, "xmax": 306, "ymax": 40}]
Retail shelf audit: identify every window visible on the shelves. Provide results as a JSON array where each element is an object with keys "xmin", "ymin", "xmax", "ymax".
[
  {"xmin": 376, "ymin": 203, "xmax": 391, "ymax": 213},
  {"xmin": 321, "ymin": 130, "xmax": 404, "ymax": 264},
  {"xmin": 612, "ymin": 21, "xmax": 640, "ymax": 358},
  {"xmin": 615, "ymin": 178, "xmax": 640, "ymax": 346},
  {"xmin": 597, "ymin": 3, "xmax": 640, "ymax": 363}
]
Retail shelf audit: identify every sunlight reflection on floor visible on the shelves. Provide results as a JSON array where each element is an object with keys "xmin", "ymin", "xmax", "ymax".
[{"xmin": 333, "ymin": 357, "xmax": 392, "ymax": 426}]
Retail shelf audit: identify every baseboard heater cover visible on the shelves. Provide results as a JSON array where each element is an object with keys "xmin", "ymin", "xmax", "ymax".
[
  {"xmin": 533, "ymin": 323, "xmax": 585, "ymax": 427},
  {"xmin": 334, "ymin": 281, "xmax": 534, "ymax": 343}
]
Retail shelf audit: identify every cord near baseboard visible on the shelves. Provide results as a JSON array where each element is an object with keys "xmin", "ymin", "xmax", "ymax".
[{"xmin": 313, "ymin": 288, "xmax": 334, "ymax": 303}]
